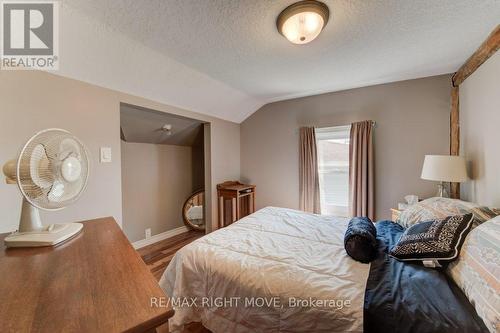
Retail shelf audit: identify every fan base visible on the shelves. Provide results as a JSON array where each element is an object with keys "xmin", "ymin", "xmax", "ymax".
[{"xmin": 4, "ymin": 223, "xmax": 83, "ymax": 248}]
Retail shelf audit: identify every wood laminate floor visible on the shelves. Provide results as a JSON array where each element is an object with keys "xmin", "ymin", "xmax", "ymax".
[
  {"xmin": 138, "ymin": 229, "xmax": 204, "ymax": 281},
  {"xmin": 137, "ymin": 229, "xmax": 210, "ymax": 333}
]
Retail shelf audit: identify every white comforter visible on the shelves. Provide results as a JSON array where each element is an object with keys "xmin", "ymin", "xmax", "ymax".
[{"xmin": 160, "ymin": 207, "xmax": 370, "ymax": 332}]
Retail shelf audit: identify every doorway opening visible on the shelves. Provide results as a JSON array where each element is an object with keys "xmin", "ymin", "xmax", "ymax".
[{"xmin": 120, "ymin": 103, "xmax": 209, "ymax": 245}]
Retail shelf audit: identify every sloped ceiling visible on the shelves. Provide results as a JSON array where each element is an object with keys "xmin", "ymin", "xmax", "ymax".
[
  {"xmin": 58, "ymin": 0, "xmax": 500, "ymax": 123},
  {"xmin": 120, "ymin": 104, "xmax": 203, "ymax": 146}
]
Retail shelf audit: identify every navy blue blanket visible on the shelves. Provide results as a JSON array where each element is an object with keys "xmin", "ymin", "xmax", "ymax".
[{"xmin": 364, "ymin": 220, "xmax": 488, "ymax": 333}]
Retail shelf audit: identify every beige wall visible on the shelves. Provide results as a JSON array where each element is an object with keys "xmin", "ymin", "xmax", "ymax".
[
  {"xmin": 0, "ymin": 71, "xmax": 123, "ymax": 233},
  {"xmin": 209, "ymin": 120, "xmax": 241, "ymax": 230},
  {"xmin": 459, "ymin": 52, "xmax": 500, "ymax": 207},
  {"xmin": 191, "ymin": 127, "xmax": 205, "ymax": 192},
  {"xmin": 241, "ymin": 75, "xmax": 452, "ymax": 220},
  {"xmin": 0, "ymin": 70, "xmax": 240, "ymax": 234},
  {"xmin": 121, "ymin": 142, "xmax": 192, "ymax": 242}
]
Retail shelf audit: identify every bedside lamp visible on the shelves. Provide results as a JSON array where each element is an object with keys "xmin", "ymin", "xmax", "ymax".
[{"xmin": 421, "ymin": 155, "xmax": 468, "ymax": 198}]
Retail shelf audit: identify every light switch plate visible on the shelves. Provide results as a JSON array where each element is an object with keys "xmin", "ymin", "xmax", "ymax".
[{"xmin": 100, "ymin": 147, "xmax": 112, "ymax": 163}]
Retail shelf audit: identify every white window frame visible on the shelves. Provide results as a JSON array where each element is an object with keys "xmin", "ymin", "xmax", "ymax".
[{"xmin": 315, "ymin": 125, "xmax": 351, "ymax": 217}]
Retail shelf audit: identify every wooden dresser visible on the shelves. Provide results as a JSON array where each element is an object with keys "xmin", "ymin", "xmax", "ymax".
[{"xmin": 0, "ymin": 217, "xmax": 173, "ymax": 333}]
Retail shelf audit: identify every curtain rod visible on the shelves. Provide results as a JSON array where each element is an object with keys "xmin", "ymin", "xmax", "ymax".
[{"xmin": 315, "ymin": 121, "xmax": 376, "ymax": 131}]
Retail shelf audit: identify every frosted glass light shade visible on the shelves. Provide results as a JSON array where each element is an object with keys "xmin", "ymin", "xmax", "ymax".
[
  {"xmin": 277, "ymin": 1, "xmax": 329, "ymax": 45},
  {"xmin": 421, "ymin": 155, "xmax": 468, "ymax": 183},
  {"xmin": 281, "ymin": 12, "xmax": 324, "ymax": 44}
]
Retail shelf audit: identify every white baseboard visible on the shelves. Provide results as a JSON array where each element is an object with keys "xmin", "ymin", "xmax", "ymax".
[{"xmin": 132, "ymin": 225, "xmax": 189, "ymax": 249}]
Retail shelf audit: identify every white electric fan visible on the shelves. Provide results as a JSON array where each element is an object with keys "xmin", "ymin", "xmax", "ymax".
[{"xmin": 2, "ymin": 129, "xmax": 89, "ymax": 248}]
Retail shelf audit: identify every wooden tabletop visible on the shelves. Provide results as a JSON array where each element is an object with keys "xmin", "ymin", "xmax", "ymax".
[
  {"xmin": 217, "ymin": 181, "xmax": 255, "ymax": 192},
  {"xmin": 0, "ymin": 217, "xmax": 173, "ymax": 333},
  {"xmin": 217, "ymin": 184, "xmax": 255, "ymax": 191}
]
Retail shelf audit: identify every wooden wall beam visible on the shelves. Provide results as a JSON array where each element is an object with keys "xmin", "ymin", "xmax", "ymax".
[
  {"xmin": 452, "ymin": 24, "xmax": 500, "ymax": 86},
  {"xmin": 450, "ymin": 86, "xmax": 460, "ymax": 199},
  {"xmin": 448, "ymin": 25, "xmax": 500, "ymax": 199}
]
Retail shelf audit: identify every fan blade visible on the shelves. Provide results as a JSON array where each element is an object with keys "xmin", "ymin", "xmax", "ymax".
[
  {"xmin": 47, "ymin": 180, "xmax": 65, "ymax": 203},
  {"xmin": 30, "ymin": 144, "xmax": 53, "ymax": 189},
  {"xmin": 57, "ymin": 178, "xmax": 83, "ymax": 202},
  {"xmin": 58, "ymin": 138, "xmax": 81, "ymax": 160}
]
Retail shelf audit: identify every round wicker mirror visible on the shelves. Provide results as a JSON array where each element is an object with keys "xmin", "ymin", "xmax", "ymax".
[{"xmin": 182, "ymin": 190, "xmax": 205, "ymax": 231}]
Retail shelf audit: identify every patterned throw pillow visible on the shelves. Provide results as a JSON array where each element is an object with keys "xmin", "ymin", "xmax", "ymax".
[
  {"xmin": 447, "ymin": 216, "xmax": 500, "ymax": 333},
  {"xmin": 390, "ymin": 213, "xmax": 474, "ymax": 267},
  {"xmin": 397, "ymin": 197, "xmax": 498, "ymax": 229}
]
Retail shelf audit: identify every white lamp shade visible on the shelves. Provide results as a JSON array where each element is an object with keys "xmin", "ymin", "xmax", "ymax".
[{"xmin": 421, "ymin": 155, "xmax": 468, "ymax": 182}]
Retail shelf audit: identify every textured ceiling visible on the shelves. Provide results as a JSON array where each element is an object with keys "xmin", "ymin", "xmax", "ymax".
[
  {"xmin": 120, "ymin": 104, "xmax": 203, "ymax": 146},
  {"xmin": 61, "ymin": 0, "xmax": 500, "ymax": 122}
]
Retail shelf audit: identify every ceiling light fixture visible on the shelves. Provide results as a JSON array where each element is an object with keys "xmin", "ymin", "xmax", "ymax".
[
  {"xmin": 277, "ymin": 0, "xmax": 329, "ymax": 45},
  {"xmin": 162, "ymin": 124, "xmax": 172, "ymax": 135}
]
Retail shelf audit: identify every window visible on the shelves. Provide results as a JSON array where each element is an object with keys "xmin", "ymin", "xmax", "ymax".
[{"xmin": 316, "ymin": 125, "xmax": 351, "ymax": 216}]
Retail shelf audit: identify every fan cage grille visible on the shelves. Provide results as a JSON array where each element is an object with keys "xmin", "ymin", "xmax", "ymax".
[{"xmin": 16, "ymin": 129, "xmax": 89, "ymax": 211}]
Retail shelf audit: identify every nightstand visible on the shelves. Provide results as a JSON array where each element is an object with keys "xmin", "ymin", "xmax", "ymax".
[{"xmin": 391, "ymin": 208, "xmax": 402, "ymax": 222}]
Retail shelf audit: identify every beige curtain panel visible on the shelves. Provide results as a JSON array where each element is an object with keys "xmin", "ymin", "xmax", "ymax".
[
  {"xmin": 299, "ymin": 127, "xmax": 321, "ymax": 214},
  {"xmin": 349, "ymin": 121, "xmax": 375, "ymax": 220}
]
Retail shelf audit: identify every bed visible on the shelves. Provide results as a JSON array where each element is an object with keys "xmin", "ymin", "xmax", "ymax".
[{"xmin": 160, "ymin": 206, "xmax": 489, "ymax": 333}]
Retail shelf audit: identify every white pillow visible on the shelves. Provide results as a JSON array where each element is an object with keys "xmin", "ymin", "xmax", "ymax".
[
  {"xmin": 447, "ymin": 215, "xmax": 500, "ymax": 333},
  {"xmin": 397, "ymin": 197, "xmax": 498, "ymax": 229}
]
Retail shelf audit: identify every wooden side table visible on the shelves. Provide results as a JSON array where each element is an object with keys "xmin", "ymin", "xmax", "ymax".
[
  {"xmin": 217, "ymin": 181, "xmax": 256, "ymax": 228},
  {"xmin": 0, "ymin": 217, "xmax": 174, "ymax": 333}
]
